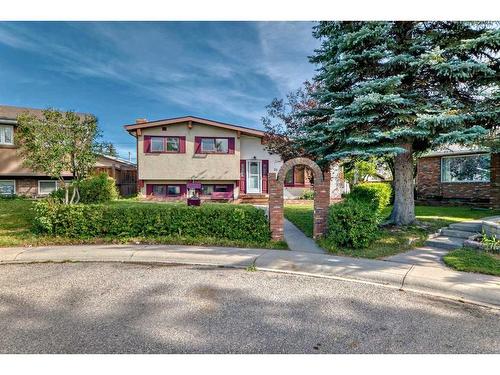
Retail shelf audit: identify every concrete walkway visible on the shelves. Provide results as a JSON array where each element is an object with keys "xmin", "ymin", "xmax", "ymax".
[
  {"xmin": 1, "ymin": 244, "xmax": 499, "ymax": 308},
  {"xmin": 384, "ymin": 246, "xmax": 450, "ymax": 268},
  {"xmin": 284, "ymin": 219, "xmax": 324, "ymax": 253}
]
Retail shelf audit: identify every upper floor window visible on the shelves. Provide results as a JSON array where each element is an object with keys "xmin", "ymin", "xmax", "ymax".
[
  {"xmin": 196, "ymin": 137, "xmax": 234, "ymax": 154},
  {"xmin": 441, "ymin": 154, "xmax": 490, "ymax": 183},
  {"xmin": 145, "ymin": 136, "xmax": 184, "ymax": 153},
  {"xmin": 0, "ymin": 125, "xmax": 14, "ymax": 145}
]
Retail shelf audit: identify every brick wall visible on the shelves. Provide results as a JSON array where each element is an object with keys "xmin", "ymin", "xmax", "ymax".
[
  {"xmin": 416, "ymin": 153, "xmax": 498, "ymax": 208},
  {"xmin": 16, "ymin": 178, "xmax": 38, "ymax": 197}
]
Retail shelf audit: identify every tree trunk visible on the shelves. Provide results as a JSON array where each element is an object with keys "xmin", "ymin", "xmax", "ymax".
[{"xmin": 390, "ymin": 143, "xmax": 416, "ymax": 225}]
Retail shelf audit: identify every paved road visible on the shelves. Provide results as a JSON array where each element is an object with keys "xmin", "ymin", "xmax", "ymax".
[{"xmin": 0, "ymin": 263, "xmax": 498, "ymax": 354}]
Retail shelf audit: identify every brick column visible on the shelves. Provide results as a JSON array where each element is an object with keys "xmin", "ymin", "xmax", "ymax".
[
  {"xmin": 313, "ymin": 170, "xmax": 331, "ymax": 239},
  {"xmin": 268, "ymin": 172, "xmax": 284, "ymax": 241},
  {"xmin": 491, "ymin": 153, "xmax": 500, "ymax": 209}
]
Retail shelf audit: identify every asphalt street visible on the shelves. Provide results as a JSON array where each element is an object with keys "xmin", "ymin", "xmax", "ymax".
[{"xmin": 0, "ymin": 262, "xmax": 498, "ymax": 353}]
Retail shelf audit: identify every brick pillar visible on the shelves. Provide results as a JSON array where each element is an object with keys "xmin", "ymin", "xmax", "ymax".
[
  {"xmin": 268, "ymin": 172, "xmax": 284, "ymax": 241},
  {"xmin": 491, "ymin": 153, "xmax": 500, "ymax": 209},
  {"xmin": 313, "ymin": 170, "xmax": 331, "ymax": 239}
]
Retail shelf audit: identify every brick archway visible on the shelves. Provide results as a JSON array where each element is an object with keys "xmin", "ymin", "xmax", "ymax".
[{"xmin": 268, "ymin": 158, "xmax": 331, "ymax": 240}]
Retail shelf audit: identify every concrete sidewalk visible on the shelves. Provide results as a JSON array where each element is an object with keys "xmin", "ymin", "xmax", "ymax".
[{"xmin": 1, "ymin": 244, "xmax": 499, "ymax": 308}]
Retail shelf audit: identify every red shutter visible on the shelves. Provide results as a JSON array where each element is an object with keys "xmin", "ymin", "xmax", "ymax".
[
  {"xmin": 180, "ymin": 184, "xmax": 187, "ymax": 197},
  {"xmin": 144, "ymin": 136, "xmax": 151, "ymax": 153},
  {"xmin": 240, "ymin": 160, "xmax": 246, "ymax": 194},
  {"xmin": 179, "ymin": 136, "xmax": 186, "ymax": 153},
  {"xmin": 228, "ymin": 138, "xmax": 235, "ymax": 154},
  {"xmin": 146, "ymin": 184, "xmax": 153, "ymax": 195},
  {"xmin": 194, "ymin": 136, "xmax": 202, "ymax": 154},
  {"xmin": 262, "ymin": 160, "xmax": 269, "ymax": 193}
]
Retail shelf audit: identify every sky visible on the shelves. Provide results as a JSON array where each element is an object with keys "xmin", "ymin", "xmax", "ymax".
[{"xmin": 0, "ymin": 22, "xmax": 319, "ymax": 162}]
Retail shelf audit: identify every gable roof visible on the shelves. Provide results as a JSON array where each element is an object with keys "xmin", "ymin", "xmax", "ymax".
[
  {"xmin": 0, "ymin": 104, "xmax": 88, "ymax": 125},
  {"xmin": 123, "ymin": 115, "xmax": 266, "ymax": 138}
]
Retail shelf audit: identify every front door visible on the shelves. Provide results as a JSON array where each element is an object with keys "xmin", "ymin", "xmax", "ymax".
[{"xmin": 246, "ymin": 160, "xmax": 261, "ymax": 194}]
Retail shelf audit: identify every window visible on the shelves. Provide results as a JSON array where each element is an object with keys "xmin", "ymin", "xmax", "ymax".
[
  {"xmin": 149, "ymin": 136, "xmax": 182, "ymax": 153},
  {"xmin": 166, "ymin": 137, "xmax": 179, "ymax": 152},
  {"xmin": 0, "ymin": 125, "xmax": 14, "ymax": 145},
  {"xmin": 167, "ymin": 185, "xmax": 181, "ymax": 196},
  {"xmin": 214, "ymin": 185, "xmax": 229, "ymax": 192},
  {"xmin": 151, "ymin": 137, "xmax": 165, "ymax": 152},
  {"xmin": 153, "ymin": 185, "xmax": 167, "ymax": 196},
  {"xmin": 285, "ymin": 169, "xmax": 294, "ymax": 185},
  {"xmin": 441, "ymin": 154, "xmax": 490, "ymax": 183},
  {"xmin": 202, "ymin": 185, "xmax": 214, "ymax": 195},
  {"xmin": 38, "ymin": 180, "xmax": 58, "ymax": 195},
  {"xmin": 200, "ymin": 138, "xmax": 229, "ymax": 153},
  {"xmin": 0, "ymin": 180, "xmax": 15, "ymax": 195}
]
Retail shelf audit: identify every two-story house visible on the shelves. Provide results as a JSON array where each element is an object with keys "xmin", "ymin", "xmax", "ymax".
[
  {"xmin": 0, "ymin": 105, "xmax": 137, "ymax": 197},
  {"xmin": 124, "ymin": 116, "xmax": 344, "ymax": 202}
]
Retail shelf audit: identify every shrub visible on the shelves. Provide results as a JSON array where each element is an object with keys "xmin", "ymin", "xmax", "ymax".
[
  {"xmin": 51, "ymin": 173, "xmax": 119, "ymax": 204},
  {"xmin": 33, "ymin": 201, "xmax": 271, "ymax": 242},
  {"xmin": 299, "ymin": 189, "xmax": 315, "ymax": 200},
  {"xmin": 325, "ymin": 199, "xmax": 379, "ymax": 249},
  {"xmin": 348, "ymin": 182, "xmax": 392, "ymax": 214}
]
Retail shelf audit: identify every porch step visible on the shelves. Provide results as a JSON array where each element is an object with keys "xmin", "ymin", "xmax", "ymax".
[
  {"xmin": 425, "ymin": 236, "xmax": 465, "ymax": 250},
  {"xmin": 448, "ymin": 222, "xmax": 482, "ymax": 232},
  {"xmin": 440, "ymin": 228, "xmax": 477, "ymax": 239}
]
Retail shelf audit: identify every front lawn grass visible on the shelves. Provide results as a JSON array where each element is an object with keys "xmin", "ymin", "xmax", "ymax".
[
  {"xmin": 284, "ymin": 203, "xmax": 500, "ymax": 259},
  {"xmin": 0, "ymin": 198, "xmax": 287, "ymax": 250},
  {"xmin": 443, "ymin": 248, "xmax": 500, "ymax": 276}
]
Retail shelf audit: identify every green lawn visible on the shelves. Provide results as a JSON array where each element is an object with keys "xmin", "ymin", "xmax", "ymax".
[
  {"xmin": 0, "ymin": 198, "xmax": 287, "ymax": 250},
  {"xmin": 443, "ymin": 248, "xmax": 500, "ymax": 276},
  {"xmin": 284, "ymin": 203, "xmax": 500, "ymax": 259}
]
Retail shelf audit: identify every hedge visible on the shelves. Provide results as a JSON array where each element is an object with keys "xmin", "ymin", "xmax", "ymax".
[
  {"xmin": 51, "ymin": 173, "xmax": 119, "ymax": 203},
  {"xmin": 33, "ymin": 201, "xmax": 271, "ymax": 242},
  {"xmin": 325, "ymin": 198, "xmax": 379, "ymax": 249},
  {"xmin": 348, "ymin": 182, "xmax": 392, "ymax": 214}
]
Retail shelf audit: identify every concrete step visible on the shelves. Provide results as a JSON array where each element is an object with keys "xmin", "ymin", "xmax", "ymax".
[
  {"xmin": 440, "ymin": 228, "xmax": 476, "ymax": 239},
  {"xmin": 448, "ymin": 222, "xmax": 482, "ymax": 232},
  {"xmin": 425, "ymin": 236, "xmax": 465, "ymax": 250}
]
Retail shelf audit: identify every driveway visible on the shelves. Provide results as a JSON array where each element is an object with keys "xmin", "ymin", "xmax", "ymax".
[{"xmin": 0, "ymin": 263, "xmax": 498, "ymax": 353}]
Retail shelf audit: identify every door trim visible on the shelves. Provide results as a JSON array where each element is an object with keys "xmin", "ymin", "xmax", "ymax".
[{"xmin": 246, "ymin": 160, "xmax": 261, "ymax": 194}]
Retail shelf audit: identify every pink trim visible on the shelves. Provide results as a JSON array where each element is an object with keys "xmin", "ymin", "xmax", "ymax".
[
  {"xmin": 146, "ymin": 184, "xmax": 153, "ymax": 195},
  {"xmin": 194, "ymin": 136, "xmax": 202, "ymax": 154},
  {"xmin": 144, "ymin": 136, "xmax": 151, "ymax": 153},
  {"xmin": 179, "ymin": 136, "xmax": 186, "ymax": 153},
  {"xmin": 228, "ymin": 138, "xmax": 235, "ymax": 154},
  {"xmin": 240, "ymin": 160, "xmax": 246, "ymax": 194},
  {"xmin": 262, "ymin": 160, "xmax": 269, "ymax": 193}
]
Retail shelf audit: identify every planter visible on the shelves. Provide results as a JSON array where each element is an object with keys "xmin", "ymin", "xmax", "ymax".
[{"xmin": 187, "ymin": 197, "xmax": 201, "ymax": 206}]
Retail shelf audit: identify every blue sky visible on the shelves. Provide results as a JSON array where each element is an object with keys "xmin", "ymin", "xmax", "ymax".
[{"xmin": 0, "ymin": 22, "xmax": 319, "ymax": 162}]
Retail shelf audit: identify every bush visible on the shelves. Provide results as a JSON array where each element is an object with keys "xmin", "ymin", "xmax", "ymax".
[
  {"xmin": 33, "ymin": 201, "xmax": 271, "ymax": 242},
  {"xmin": 299, "ymin": 189, "xmax": 315, "ymax": 200},
  {"xmin": 347, "ymin": 182, "xmax": 392, "ymax": 214},
  {"xmin": 51, "ymin": 173, "xmax": 119, "ymax": 203},
  {"xmin": 325, "ymin": 199, "xmax": 379, "ymax": 249}
]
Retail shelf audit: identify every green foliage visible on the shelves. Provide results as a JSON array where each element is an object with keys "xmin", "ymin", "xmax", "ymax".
[
  {"xmin": 444, "ymin": 248, "xmax": 500, "ymax": 276},
  {"xmin": 481, "ymin": 231, "xmax": 499, "ymax": 253},
  {"xmin": 325, "ymin": 199, "xmax": 380, "ymax": 249},
  {"xmin": 16, "ymin": 109, "xmax": 100, "ymax": 183},
  {"xmin": 299, "ymin": 189, "xmax": 315, "ymax": 200},
  {"xmin": 52, "ymin": 173, "xmax": 119, "ymax": 203},
  {"xmin": 33, "ymin": 201, "xmax": 271, "ymax": 242},
  {"xmin": 344, "ymin": 159, "xmax": 378, "ymax": 184},
  {"xmin": 347, "ymin": 182, "xmax": 392, "ymax": 214}
]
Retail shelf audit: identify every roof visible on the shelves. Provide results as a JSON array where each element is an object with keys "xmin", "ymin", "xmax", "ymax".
[
  {"xmin": 420, "ymin": 148, "xmax": 491, "ymax": 158},
  {"xmin": 97, "ymin": 154, "xmax": 137, "ymax": 168},
  {"xmin": 123, "ymin": 115, "xmax": 266, "ymax": 138},
  {"xmin": 0, "ymin": 104, "xmax": 88, "ymax": 125}
]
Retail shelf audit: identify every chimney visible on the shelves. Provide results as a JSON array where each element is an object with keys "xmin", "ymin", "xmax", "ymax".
[{"xmin": 136, "ymin": 118, "xmax": 147, "ymax": 124}]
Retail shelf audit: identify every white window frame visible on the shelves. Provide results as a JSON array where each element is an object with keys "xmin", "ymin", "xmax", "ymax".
[
  {"xmin": 38, "ymin": 180, "xmax": 59, "ymax": 196},
  {"xmin": 0, "ymin": 180, "xmax": 16, "ymax": 195},
  {"xmin": 440, "ymin": 154, "xmax": 491, "ymax": 183},
  {"xmin": 0, "ymin": 125, "xmax": 14, "ymax": 145}
]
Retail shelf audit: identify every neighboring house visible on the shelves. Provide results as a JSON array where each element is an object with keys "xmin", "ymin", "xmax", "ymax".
[
  {"xmin": 124, "ymin": 116, "xmax": 344, "ymax": 202},
  {"xmin": 0, "ymin": 105, "xmax": 137, "ymax": 197},
  {"xmin": 416, "ymin": 147, "xmax": 499, "ymax": 208}
]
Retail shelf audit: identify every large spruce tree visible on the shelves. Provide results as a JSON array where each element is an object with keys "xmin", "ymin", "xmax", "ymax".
[{"xmin": 301, "ymin": 21, "xmax": 499, "ymax": 225}]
